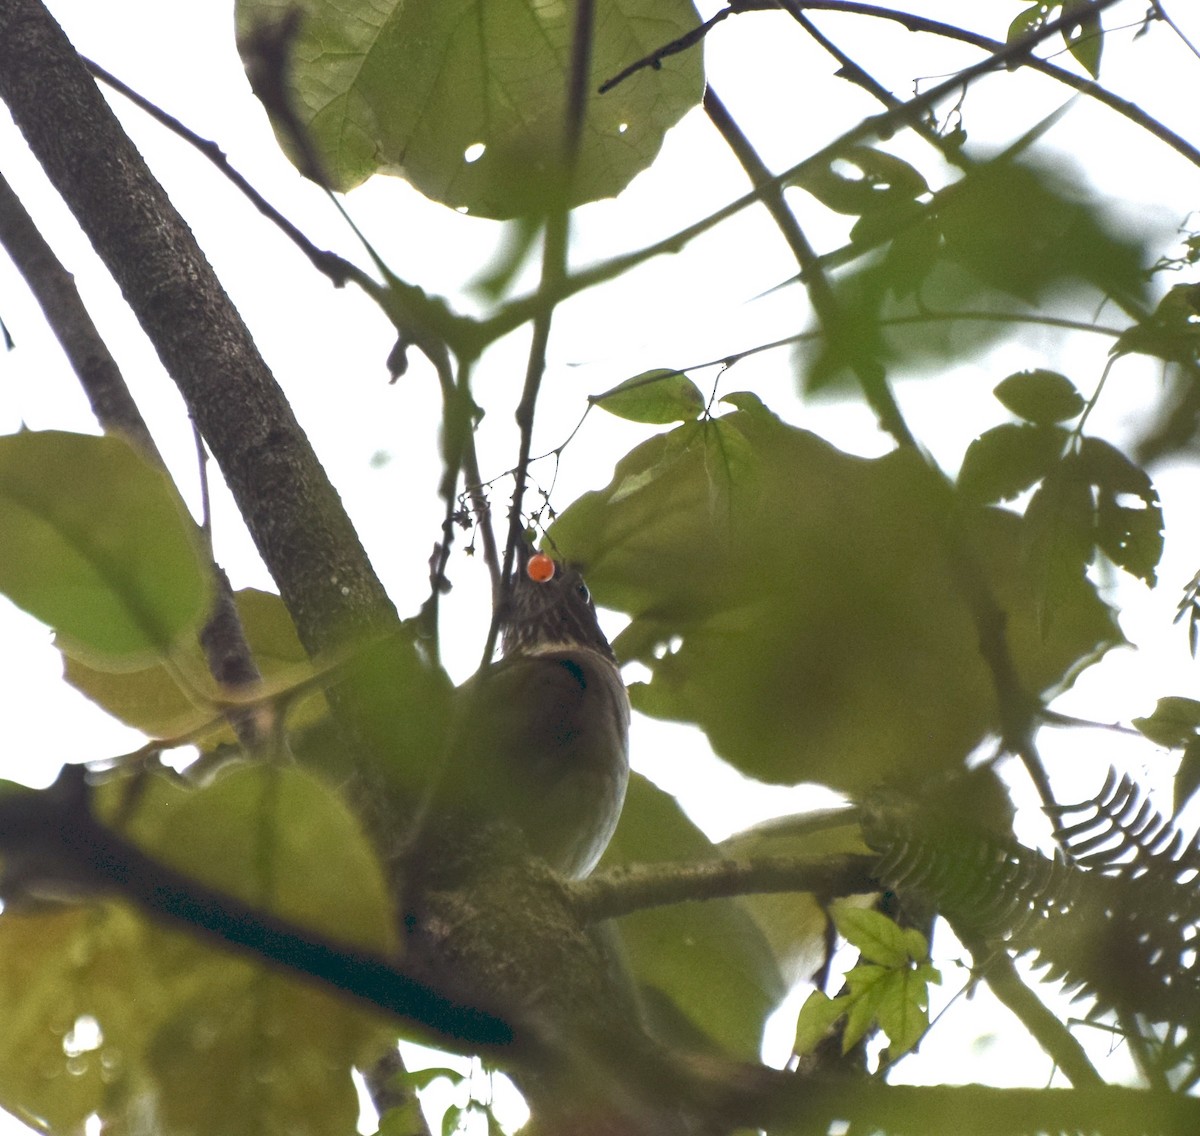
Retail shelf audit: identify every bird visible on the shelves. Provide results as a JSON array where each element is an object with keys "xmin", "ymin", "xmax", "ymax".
[{"xmin": 414, "ymin": 543, "xmax": 630, "ymax": 882}]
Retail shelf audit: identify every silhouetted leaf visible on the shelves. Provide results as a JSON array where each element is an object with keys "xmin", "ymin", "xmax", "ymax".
[
  {"xmin": 1132, "ymin": 696, "xmax": 1200, "ymax": 749},
  {"xmin": 994, "ymin": 370, "xmax": 1085, "ymax": 424},
  {"xmin": 1077, "ymin": 438, "xmax": 1163, "ymax": 585},
  {"xmin": 802, "ymin": 158, "xmax": 1149, "ymax": 387},
  {"xmin": 1113, "ymin": 284, "xmax": 1200, "ymax": 365},
  {"xmin": 958, "ymin": 424, "xmax": 1069, "ymax": 504},
  {"xmin": 796, "ymin": 146, "xmax": 928, "ymax": 216},
  {"xmin": 1023, "ymin": 463, "xmax": 1096, "ymax": 634}
]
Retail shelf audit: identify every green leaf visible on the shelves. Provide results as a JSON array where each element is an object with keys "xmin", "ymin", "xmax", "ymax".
[
  {"xmin": 958, "ymin": 423, "xmax": 1068, "ymax": 504},
  {"xmin": 842, "ymin": 963, "xmax": 889, "ymax": 1050},
  {"xmin": 796, "ymin": 145, "xmax": 929, "ymax": 216},
  {"xmin": 875, "ymin": 967, "xmax": 933, "ymax": 1058},
  {"xmin": 97, "ymin": 764, "xmax": 394, "ymax": 952},
  {"xmin": 994, "ymin": 370, "xmax": 1086, "ymax": 424},
  {"xmin": 1132, "ymin": 696, "xmax": 1200, "ymax": 749},
  {"xmin": 0, "ymin": 430, "xmax": 211, "ymax": 668},
  {"xmin": 0, "ymin": 906, "xmax": 149, "ymax": 1134},
  {"xmin": 0, "ymin": 769, "xmax": 397, "ymax": 1136},
  {"xmin": 601, "ymin": 774, "xmax": 786, "ymax": 1058},
  {"xmin": 235, "ymin": 0, "xmax": 703, "ymax": 217},
  {"xmin": 801, "ymin": 157, "xmax": 1150, "ymax": 387},
  {"xmin": 592, "ymin": 370, "xmax": 705, "ymax": 424},
  {"xmin": 1062, "ymin": 0, "xmax": 1103, "ymax": 78},
  {"xmin": 831, "ymin": 906, "xmax": 920, "ymax": 969},
  {"xmin": 792, "ymin": 990, "xmax": 847, "ymax": 1055},
  {"xmin": 552, "ymin": 404, "xmax": 1120, "ymax": 794},
  {"xmin": 64, "ymin": 588, "xmax": 320, "ymax": 743}
]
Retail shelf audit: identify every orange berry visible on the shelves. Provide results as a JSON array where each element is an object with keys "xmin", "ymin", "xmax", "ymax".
[{"xmin": 527, "ymin": 552, "xmax": 556, "ymax": 583}]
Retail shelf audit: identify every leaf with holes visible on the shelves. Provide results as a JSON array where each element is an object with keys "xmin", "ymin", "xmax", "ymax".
[
  {"xmin": 1077, "ymin": 437, "xmax": 1163, "ymax": 585},
  {"xmin": 235, "ymin": 0, "xmax": 703, "ymax": 217},
  {"xmin": 796, "ymin": 145, "xmax": 929, "ymax": 216}
]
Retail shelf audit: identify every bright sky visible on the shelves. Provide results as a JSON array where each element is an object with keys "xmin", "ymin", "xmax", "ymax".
[{"xmin": 2, "ymin": 0, "xmax": 1200, "ymax": 1130}]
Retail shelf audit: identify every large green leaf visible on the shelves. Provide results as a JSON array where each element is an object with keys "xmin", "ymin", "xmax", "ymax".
[
  {"xmin": 235, "ymin": 0, "xmax": 703, "ymax": 217},
  {"xmin": 99, "ymin": 764, "xmax": 395, "ymax": 951},
  {"xmin": 0, "ymin": 766, "xmax": 394, "ymax": 1136},
  {"xmin": 0, "ymin": 430, "xmax": 211, "ymax": 669},
  {"xmin": 600, "ymin": 774, "xmax": 786, "ymax": 1059},
  {"xmin": 551, "ymin": 399, "xmax": 1121, "ymax": 794},
  {"xmin": 63, "ymin": 588, "xmax": 322, "ymax": 744}
]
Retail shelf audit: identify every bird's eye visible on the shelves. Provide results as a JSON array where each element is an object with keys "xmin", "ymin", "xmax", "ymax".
[{"xmin": 576, "ymin": 582, "xmax": 590, "ymax": 603}]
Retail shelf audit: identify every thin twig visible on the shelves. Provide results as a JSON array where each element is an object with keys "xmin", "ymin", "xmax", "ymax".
[
  {"xmin": 488, "ymin": 0, "xmax": 595, "ymax": 665},
  {"xmin": 86, "ymin": 57, "xmax": 361, "ymax": 289},
  {"xmin": 603, "ymin": 0, "xmax": 1200, "ymax": 176},
  {"xmin": 704, "ymin": 83, "xmax": 916, "ymax": 447},
  {"xmin": 0, "ymin": 169, "xmax": 163, "ymax": 459}
]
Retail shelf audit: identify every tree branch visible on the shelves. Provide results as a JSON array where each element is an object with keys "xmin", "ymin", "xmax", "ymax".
[
  {"xmin": 963, "ymin": 934, "xmax": 1103, "ymax": 1088},
  {"xmin": 0, "ymin": 767, "xmax": 512, "ymax": 1052},
  {"xmin": 571, "ymin": 853, "xmax": 879, "ymax": 922},
  {"xmin": 703, "ymin": 83, "xmax": 916, "ymax": 447},
  {"xmin": 0, "ymin": 168, "xmax": 162, "ymax": 460}
]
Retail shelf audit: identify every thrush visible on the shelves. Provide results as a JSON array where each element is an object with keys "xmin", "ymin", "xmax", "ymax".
[{"xmin": 416, "ymin": 544, "xmax": 630, "ymax": 881}]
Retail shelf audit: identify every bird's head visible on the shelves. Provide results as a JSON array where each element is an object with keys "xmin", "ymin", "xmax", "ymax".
[{"xmin": 498, "ymin": 545, "xmax": 616, "ymax": 662}]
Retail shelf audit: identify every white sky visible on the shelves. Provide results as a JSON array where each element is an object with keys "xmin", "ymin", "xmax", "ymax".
[{"xmin": 2, "ymin": 0, "xmax": 1200, "ymax": 1129}]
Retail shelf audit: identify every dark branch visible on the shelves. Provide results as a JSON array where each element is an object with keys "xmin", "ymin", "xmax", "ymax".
[
  {"xmin": 0, "ymin": 168, "xmax": 163, "ymax": 460},
  {"xmin": 0, "ymin": 767, "xmax": 513, "ymax": 1052}
]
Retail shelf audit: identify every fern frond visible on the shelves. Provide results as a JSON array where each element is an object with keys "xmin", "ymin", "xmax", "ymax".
[
  {"xmin": 1050, "ymin": 769, "xmax": 1200, "ymax": 877},
  {"xmin": 865, "ymin": 774, "xmax": 1200, "ymax": 1034}
]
